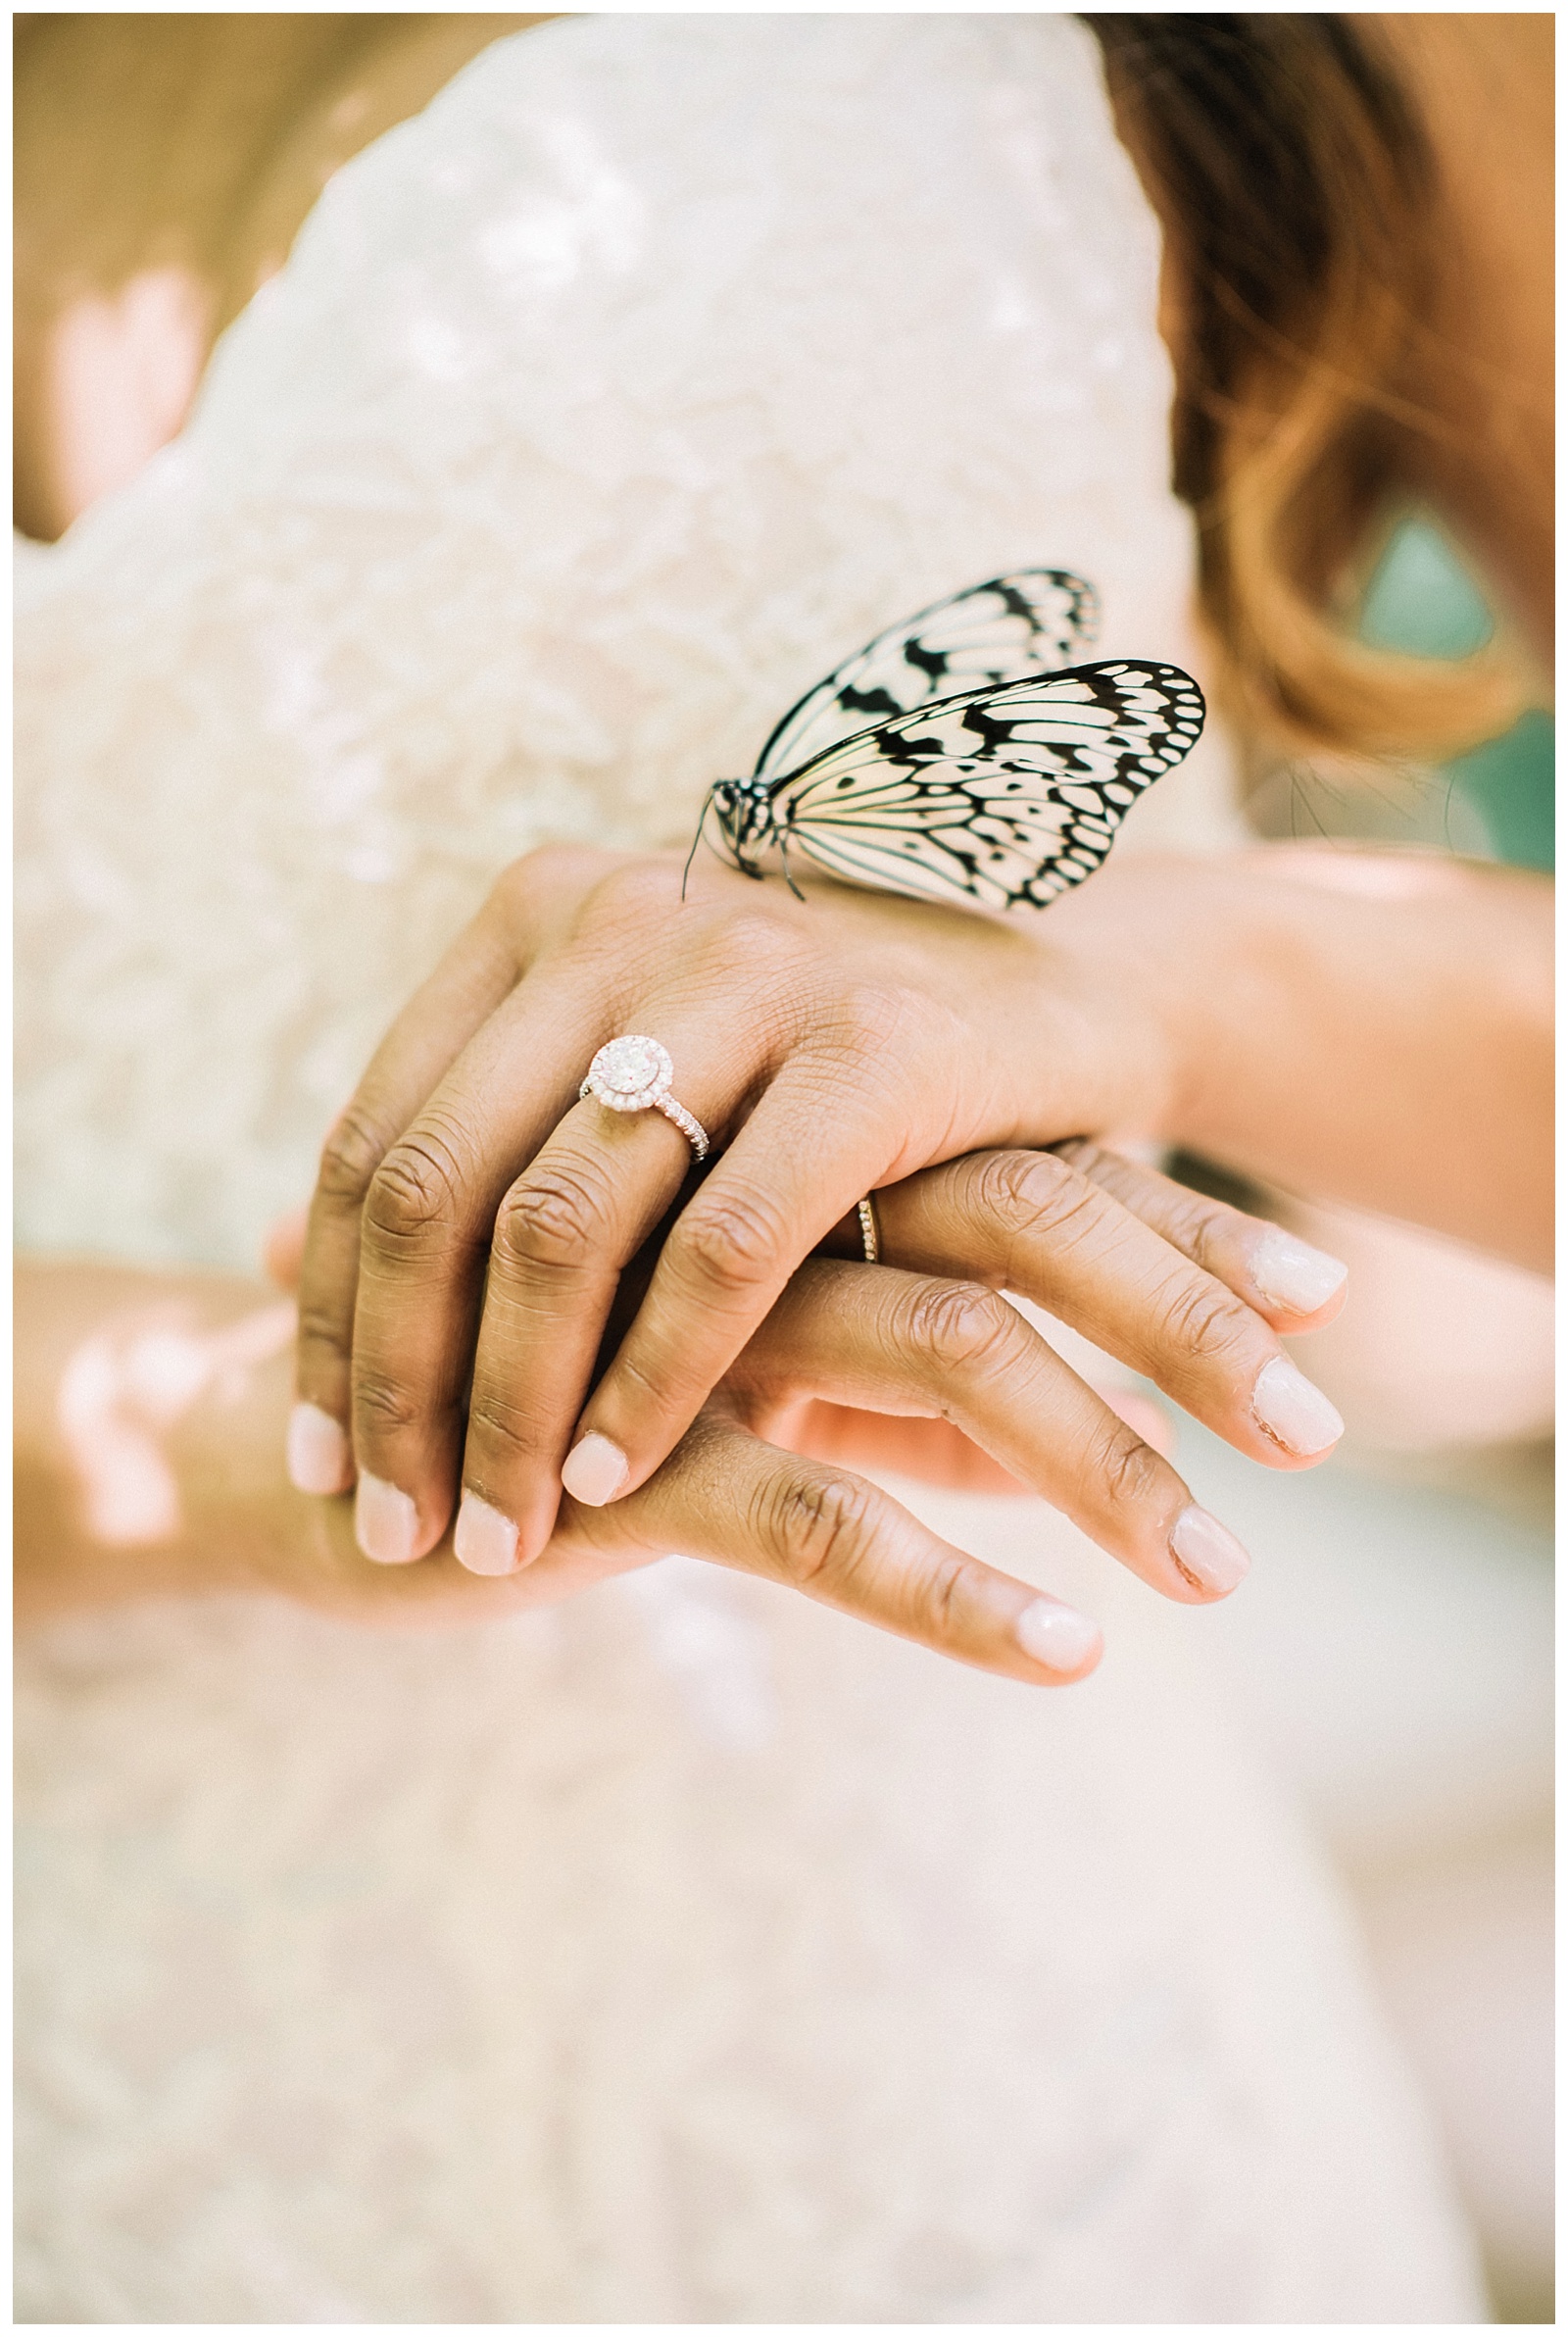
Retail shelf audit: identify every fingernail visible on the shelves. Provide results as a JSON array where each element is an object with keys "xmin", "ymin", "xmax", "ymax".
[
  {"xmin": 1014, "ymin": 1600, "xmax": 1102, "ymax": 1675},
  {"xmin": 1250, "ymin": 1226, "xmax": 1348, "ymax": 1316},
  {"xmin": 355, "ymin": 1471, "xmax": 420, "ymax": 1565},
  {"xmin": 1251, "ymin": 1356, "xmax": 1345, "ymax": 1456},
  {"xmin": 1169, "ymin": 1503, "xmax": 1251, "ymax": 1595},
  {"xmin": 286, "ymin": 1402, "xmax": 354, "ymax": 1496},
  {"xmin": 454, "ymin": 1491, "xmax": 520, "ymax": 1576},
  {"xmin": 560, "ymin": 1432, "xmax": 628, "ymax": 1508}
]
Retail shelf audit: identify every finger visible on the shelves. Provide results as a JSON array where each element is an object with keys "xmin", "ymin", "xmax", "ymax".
[
  {"xmin": 359, "ymin": 930, "xmax": 806, "ymax": 1568},
  {"xmin": 289, "ymin": 881, "xmax": 540, "ymax": 1495},
  {"xmin": 559, "ymin": 1054, "xmax": 907, "ymax": 1516},
  {"xmin": 454, "ymin": 977, "xmax": 808, "ymax": 1572},
  {"xmin": 730, "ymin": 1259, "xmax": 1248, "ymax": 1604},
  {"xmin": 553, "ymin": 1408, "xmax": 1103, "ymax": 1684},
  {"xmin": 450, "ymin": 1095, "xmax": 711, "ymax": 1574},
  {"xmin": 771, "ymin": 1380, "xmax": 1175, "ymax": 1488},
  {"xmin": 770, "ymin": 1401, "xmax": 1036, "ymax": 1494},
  {"xmin": 873, "ymin": 1150, "xmax": 1346, "ymax": 1472},
  {"xmin": 264, "ymin": 1207, "xmax": 309, "ymax": 1294},
  {"xmin": 340, "ymin": 985, "xmax": 640, "ymax": 1565},
  {"xmin": 277, "ymin": 1462, "xmax": 657, "ymax": 1629},
  {"xmin": 1049, "ymin": 1141, "xmax": 1349, "ymax": 1330}
]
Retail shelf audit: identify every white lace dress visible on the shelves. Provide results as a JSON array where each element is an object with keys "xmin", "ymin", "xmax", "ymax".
[{"xmin": 15, "ymin": 17, "xmax": 1484, "ymax": 2321}]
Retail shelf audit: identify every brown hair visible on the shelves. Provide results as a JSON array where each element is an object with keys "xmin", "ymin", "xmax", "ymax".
[{"xmin": 1082, "ymin": 12, "xmax": 1527, "ymax": 760}]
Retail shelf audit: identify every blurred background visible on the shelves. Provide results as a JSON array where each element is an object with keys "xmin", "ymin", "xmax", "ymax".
[{"xmin": 1176, "ymin": 514, "xmax": 1553, "ymax": 2324}]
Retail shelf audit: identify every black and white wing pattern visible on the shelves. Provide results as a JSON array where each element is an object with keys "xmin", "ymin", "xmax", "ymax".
[
  {"xmin": 754, "ymin": 569, "xmax": 1099, "ymax": 778},
  {"xmin": 773, "ymin": 661, "xmax": 1205, "ymax": 911}
]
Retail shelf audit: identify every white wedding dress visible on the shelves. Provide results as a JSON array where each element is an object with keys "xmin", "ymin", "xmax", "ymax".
[{"xmin": 15, "ymin": 17, "xmax": 1484, "ymax": 2321}]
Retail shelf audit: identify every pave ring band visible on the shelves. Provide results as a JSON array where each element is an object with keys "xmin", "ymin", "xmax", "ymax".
[
  {"xmin": 579, "ymin": 1035, "xmax": 710, "ymax": 1161},
  {"xmin": 857, "ymin": 1194, "xmax": 881, "ymax": 1264}
]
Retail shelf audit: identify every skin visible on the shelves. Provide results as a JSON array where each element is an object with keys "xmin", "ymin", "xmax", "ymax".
[
  {"xmin": 15, "ymin": 14, "xmax": 1552, "ymax": 1672},
  {"xmin": 289, "ymin": 837, "xmax": 1542, "ymax": 1579},
  {"xmin": 16, "ymin": 1149, "xmax": 1338, "ymax": 1674}
]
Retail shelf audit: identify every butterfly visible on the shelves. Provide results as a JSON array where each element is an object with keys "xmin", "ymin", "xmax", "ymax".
[{"xmin": 686, "ymin": 570, "xmax": 1205, "ymax": 913}]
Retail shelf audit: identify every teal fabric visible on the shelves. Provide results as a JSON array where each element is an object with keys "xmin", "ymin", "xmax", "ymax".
[{"xmin": 1358, "ymin": 518, "xmax": 1554, "ymax": 872}]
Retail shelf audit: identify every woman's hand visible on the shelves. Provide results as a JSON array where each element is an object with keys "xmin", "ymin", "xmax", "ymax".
[
  {"xmin": 20, "ymin": 1109, "xmax": 1346, "ymax": 1678},
  {"xmin": 790, "ymin": 1138, "xmax": 1348, "ymax": 1526},
  {"xmin": 289, "ymin": 845, "xmax": 1348, "ymax": 1573},
  {"xmin": 11, "ymin": 1251, "xmax": 1112, "ymax": 1681},
  {"xmin": 305, "ymin": 1114, "xmax": 1345, "ymax": 1668}
]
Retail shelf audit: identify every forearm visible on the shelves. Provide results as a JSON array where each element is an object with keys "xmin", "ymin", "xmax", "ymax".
[
  {"xmin": 15, "ymin": 1256, "xmax": 304, "ymax": 1621},
  {"xmin": 1053, "ymin": 846, "xmax": 1552, "ymax": 1271},
  {"xmin": 15, "ymin": 1254, "xmax": 622, "ymax": 1631}
]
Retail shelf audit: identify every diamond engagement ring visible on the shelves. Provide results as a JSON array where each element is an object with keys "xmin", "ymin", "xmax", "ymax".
[{"xmin": 579, "ymin": 1035, "xmax": 710, "ymax": 1161}]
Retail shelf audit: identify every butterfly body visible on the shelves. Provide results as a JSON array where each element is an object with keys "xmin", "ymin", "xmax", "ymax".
[
  {"xmin": 708, "ymin": 774, "xmax": 783, "ymax": 882},
  {"xmin": 692, "ymin": 571, "xmax": 1205, "ymax": 914}
]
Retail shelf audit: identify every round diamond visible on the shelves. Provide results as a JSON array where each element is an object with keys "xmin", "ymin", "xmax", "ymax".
[{"xmin": 589, "ymin": 1035, "xmax": 671, "ymax": 1106}]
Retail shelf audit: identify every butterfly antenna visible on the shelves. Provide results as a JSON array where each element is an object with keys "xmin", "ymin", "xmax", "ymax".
[{"xmin": 680, "ymin": 799, "xmax": 710, "ymax": 903}]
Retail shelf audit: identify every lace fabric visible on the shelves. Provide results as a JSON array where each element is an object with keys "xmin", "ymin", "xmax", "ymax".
[
  {"xmin": 17, "ymin": 12, "xmax": 1239, "ymax": 1273},
  {"xmin": 15, "ymin": 17, "xmax": 1480, "ymax": 2318}
]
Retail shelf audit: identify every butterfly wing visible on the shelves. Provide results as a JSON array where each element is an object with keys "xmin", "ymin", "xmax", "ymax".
[
  {"xmin": 754, "ymin": 570, "xmax": 1099, "ymax": 779},
  {"xmin": 771, "ymin": 661, "xmax": 1205, "ymax": 911}
]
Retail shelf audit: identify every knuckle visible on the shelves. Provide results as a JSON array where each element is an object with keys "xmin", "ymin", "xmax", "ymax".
[
  {"xmin": 494, "ymin": 842, "xmax": 584, "ymax": 916},
  {"xmin": 1184, "ymin": 1198, "xmax": 1253, "ymax": 1280},
  {"xmin": 701, "ymin": 906, "xmax": 796, "ymax": 975},
  {"xmin": 464, "ymin": 1387, "xmax": 536, "ymax": 1465},
  {"xmin": 691, "ymin": 915, "xmax": 812, "ymax": 1036},
  {"xmin": 317, "ymin": 1105, "xmax": 390, "ymax": 1209},
  {"xmin": 603, "ymin": 1348, "xmax": 670, "ymax": 1418},
  {"xmin": 1137, "ymin": 1172, "xmax": 1228, "ymax": 1259},
  {"xmin": 675, "ymin": 1181, "xmax": 791, "ymax": 1298},
  {"xmin": 494, "ymin": 1159, "xmax": 614, "ymax": 1272},
  {"xmin": 900, "ymin": 1279, "xmax": 1019, "ymax": 1377},
  {"xmin": 1162, "ymin": 1199, "xmax": 1226, "ymax": 1271},
  {"xmin": 1062, "ymin": 1143, "xmax": 1244, "ymax": 1276},
  {"xmin": 969, "ymin": 1146, "xmax": 1081, "ymax": 1239},
  {"xmin": 365, "ymin": 1130, "xmax": 466, "ymax": 1249},
  {"xmin": 1018, "ymin": 1155, "xmax": 1102, "ymax": 1247},
  {"xmin": 906, "ymin": 1549, "xmax": 972, "ymax": 1642},
  {"xmin": 1049, "ymin": 1135, "xmax": 1127, "ymax": 1192},
  {"xmin": 353, "ymin": 1367, "xmax": 424, "ymax": 1441},
  {"xmin": 294, "ymin": 1295, "xmax": 353, "ymax": 1367},
  {"xmin": 758, "ymin": 1468, "xmax": 880, "ymax": 1590},
  {"xmin": 585, "ymin": 858, "xmax": 674, "ymax": 935},
  {"xmin": 833, "ymin": 980, "xmax": 910, "ymax": 1055},
  {"xmin": 1154, "ymin": 1274, "xmax": 1258, "ymax": 1372},
  {"xmin": 1094, "ymin": 1418, "xmax": 1168, "ymax": 1516}
]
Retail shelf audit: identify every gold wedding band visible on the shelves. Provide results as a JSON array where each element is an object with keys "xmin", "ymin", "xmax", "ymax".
[{"xmin": 857, "ymin": 1194, "xmax": 881, "ymax": 1264}]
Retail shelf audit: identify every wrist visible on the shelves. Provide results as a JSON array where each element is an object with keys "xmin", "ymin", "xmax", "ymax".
[{"xmin": 1027, "ymin": 854, "xmax": 1212, "ymax": 1147}]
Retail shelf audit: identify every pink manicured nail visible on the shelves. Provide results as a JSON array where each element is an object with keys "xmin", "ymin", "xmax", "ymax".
[
  {"xmin": 1014, "ymin": 1600, "xmax": 1102, "ymax": 1675},
  {"xmin": 355, "ymin": 1472, "xmax": 420, "ymax": 1565},
  {"xmin": 1169, "ymin": 1503, "xmax": 1251, "ymax": 1595},
  {"xmin": 286, "ymin": 1402, "xmax": 354, "ymax": 1496},
  {"xmin": 560, "ymin": 1432, "xmax": 628, "ymax": 1507},
  {"xmin": 454, "ymin": 1491, "xmax": 520, "ymax": 1576},
  {"xmin": 1250, "ymin": 1227, "xmax": 1348, "ymax": 1316},
  {"xmin": 1251, "ymin": 1356, "xmax": 1345, "ymax": 1456}
]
